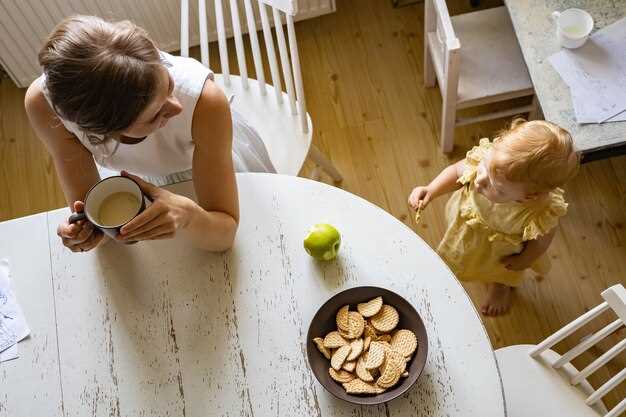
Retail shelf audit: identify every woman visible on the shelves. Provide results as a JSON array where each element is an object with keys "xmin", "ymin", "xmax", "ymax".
[{"xmin": 25, "ymin": 16, "xmax": 275, "ymax": 252}]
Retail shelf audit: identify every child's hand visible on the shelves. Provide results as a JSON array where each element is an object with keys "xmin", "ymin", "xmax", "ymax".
[
  {"xmin": 408, "ymin": 186, "xmax": 432, "ymax": 210},
  {"xmin": 501, "ymin": 254, "xmax": 531, "ymax": 271}
]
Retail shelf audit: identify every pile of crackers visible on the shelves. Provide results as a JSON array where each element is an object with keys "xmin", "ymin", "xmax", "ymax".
[{"xmin": 312, "ymin": 296, "xmax": 418, "ymax": 395}]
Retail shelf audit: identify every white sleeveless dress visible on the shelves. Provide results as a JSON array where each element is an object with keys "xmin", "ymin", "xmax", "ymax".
[{"xmin": 39, "ymin": 51, "xmax": 275, "ymax": 185}]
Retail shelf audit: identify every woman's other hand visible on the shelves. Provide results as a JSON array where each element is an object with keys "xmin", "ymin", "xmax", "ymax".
[{"xmin": 58, "ymin": 201, "xmax": 105, "ymax": 252}]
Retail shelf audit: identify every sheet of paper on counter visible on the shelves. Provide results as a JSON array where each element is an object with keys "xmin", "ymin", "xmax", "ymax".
[
  {"xmin": 549, "ymin": 17, "xmax": 626, "ymax": 124},
  {"xmin": 0, "ymin": 342, "xmax": 18, "ymax": 362},
  {"xmin": 0, "ymin": 258, "xmax": 30, "ymax": 362}
]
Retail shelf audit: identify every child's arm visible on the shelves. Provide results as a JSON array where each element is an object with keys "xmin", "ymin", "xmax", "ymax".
[
  {"xmin": 501, "ymin": 228, "xmax": 557, "ymax": 271},
  {"xmin": 408, "ymin": 159, "xmax": 466, "ymax": 210}
]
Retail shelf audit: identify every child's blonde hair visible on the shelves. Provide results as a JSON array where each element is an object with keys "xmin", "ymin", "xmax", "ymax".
[{"xmin": 490, "ymin": 118, "xmax": 580, "ymax": 193}]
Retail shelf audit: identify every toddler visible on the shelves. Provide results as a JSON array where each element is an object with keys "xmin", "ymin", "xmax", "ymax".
[{"xmin": 408, "ymin": 119, "xmax": 580, "ymax": 316}]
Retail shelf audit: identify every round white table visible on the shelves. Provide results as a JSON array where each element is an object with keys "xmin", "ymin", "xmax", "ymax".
[{"xmin": 2, "ymin": 173, "xmax": 505, "ymax": 417}]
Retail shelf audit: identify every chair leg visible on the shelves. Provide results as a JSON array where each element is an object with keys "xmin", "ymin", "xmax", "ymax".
[
  {"xmin": 528, "ymin": 95, "xmax": 542, "ymax": 120},
  {"xmin": 424, "ymin": 45, "xmax": 436, "ymax": 88},
  {"xmin": 440, "ymin": 100, "xmax": 456, "ymax": 153},
  {"xmin": 423, "ymin": 0, "xmax": 436, "ymax": 88},
  {"xmin": 309, "ymin": 145, "xmax": 343, "ymax": 183}
]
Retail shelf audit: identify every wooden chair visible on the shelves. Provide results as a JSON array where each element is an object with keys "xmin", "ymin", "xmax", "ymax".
[
  {"xmin": 181, "ymin": 0, "xmax": 342, "ymax": 182},
  {"xmin": 423, "ymin": 1, "xmax": 536, "ymax": 152},
  {"xmin": 496, "ymin": 284, "xmax": 626, "ymax": 417}
]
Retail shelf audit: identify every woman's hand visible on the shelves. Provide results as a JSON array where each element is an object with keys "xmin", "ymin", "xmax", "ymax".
[
  {"xmin": 58, "ymin": 201, "xmax": 105, "ymax": 252},
  {"xmin": 408, "ymin": 186, "xmax": 433, "ymax": 211},
  {"xmin": 118, "ymin": 172, "xmax": 195, "ymax": 242}
]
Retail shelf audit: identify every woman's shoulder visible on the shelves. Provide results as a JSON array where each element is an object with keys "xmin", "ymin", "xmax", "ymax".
[
  {"xmin": 191, "ymin": 79, "xmax": 232, "ymax": 149},
  {"xmin": 163, "ymin": 51, "xmax": 213, "ymax": 96},
  {"xmin": 24, "ymin": 76, "xmax": 48, "ymax": 115},
  {"xmin": 24, "ymin": 76, "xmax": 70, "ymax": 140},
  {"xmin": 24, "ymin": 75, "xmax": 89, "ymax": 156}
]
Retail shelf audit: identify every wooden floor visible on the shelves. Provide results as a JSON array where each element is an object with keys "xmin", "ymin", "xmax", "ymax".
[{"xmin": 1, "ymin": 0, "xmax": 625, "ymax": 408}]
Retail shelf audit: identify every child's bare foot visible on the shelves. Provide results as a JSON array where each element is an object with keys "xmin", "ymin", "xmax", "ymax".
[{"xmin": 480, "ymin": 283, "xmax": 513, "ymax": 316}]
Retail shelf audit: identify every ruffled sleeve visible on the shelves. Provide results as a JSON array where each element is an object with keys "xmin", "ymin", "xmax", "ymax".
[
  {"xmin": 522, "ymin": 188, "xmax": 568, "ymax": 241},
  {"xmin": 458, "ymin": 138, "xmax": 492, "ymax": 185}
]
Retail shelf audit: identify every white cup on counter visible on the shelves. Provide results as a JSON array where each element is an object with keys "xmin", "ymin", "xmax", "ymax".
[{"xmin": 552, "ymin": 8, "xmax": 594, "ymax": 49}]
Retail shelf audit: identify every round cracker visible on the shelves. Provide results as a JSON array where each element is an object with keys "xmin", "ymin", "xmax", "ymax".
[
  {"xmin": 363, "ymin": 336, "xmax": 372, "ymax": 352},
  {"xmin": 342, "ymin": 360, "xmax": 356, "ymax": 372},
  {"xmin": 344, "ymin": 312, "xmax": 365, "ymax": 339},
  {"xmin": 377, "ymin": 349, "xmax": 406, "ymax": 389},
  {"xmin": 329, "ymin": 367, "xmax": 355, "ymax": 383},
  {"xmin": 323, "ymin": 331, "xmax": 348, "ymax": 348},
  {"xmin": 364, "ymin": 341, "xmax": 385, "ymax": 369},
  {"xmin": 364, "ymin": 322, "xmax": 378, "ymax": 339},
  {"xmin": 377, "ymin": 334, "xmax": 392, "ymax": 343},
  {"xmin": 313, "ymin": 337, "xmax": 331, "ymax": 359},
  {"xmin": 370, "ymin": 305, "xmax": 399, "ymax": 333},
  {"xmin": 357, "ymin": 296, "xmax": 383, "ymax": 317},
  {"xmin": 356, "ymin": 353, "xmax": 374, "ymax": 382},
  {"xmin": 331, "ymin": 344, "xmax": 352, "ymax": 370},
  {"xmin": 336, "ymin": 305, "xmax": 350, "ymax": 331},
  {"xmin": 390, "ymin": 329, "xmax": 418, "ymax": 357},
  {"xmin": 346, "ymin": 338, "xmax": 364, "ymax": 361},
  {"xmin": 342, "ymin": 378, "xmax": 385, "ymax": 395}
]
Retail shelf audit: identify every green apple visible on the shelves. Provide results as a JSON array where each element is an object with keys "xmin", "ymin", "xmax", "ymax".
[{"xmin": 303, "ymin": 223, "xmax": 341, "ymax": 261}]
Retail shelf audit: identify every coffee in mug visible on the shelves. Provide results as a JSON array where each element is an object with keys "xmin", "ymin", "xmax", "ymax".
[{"xmin": 98, "ymin": 192, "xmax": 141, "ymax": 227}]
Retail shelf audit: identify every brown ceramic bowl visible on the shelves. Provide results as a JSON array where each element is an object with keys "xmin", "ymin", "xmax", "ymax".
[{"xmin": 306, "ymin": 286, "xmax": 428, "ymax": 405}]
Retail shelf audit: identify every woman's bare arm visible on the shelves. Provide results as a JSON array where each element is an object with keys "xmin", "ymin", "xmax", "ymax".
[
  {"xmin": 25, "ymin": 79, "xmax": 104, "ymax": 251},
  {"xmin": 184, "ymin": 79, "xmax": 239, "ymax": 250},
  {"xmin": 25, "ymin": 79, "xmax": 101, "ymax": 206}
]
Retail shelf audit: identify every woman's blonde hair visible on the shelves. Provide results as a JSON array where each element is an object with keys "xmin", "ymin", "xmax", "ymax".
[
  {"xmin": 39, "ymin": 15, "xmax": 163, "ymax": 142},
  {"xmin": 490, "ymin": 118, "xmax": 580, "ymax": 192}
]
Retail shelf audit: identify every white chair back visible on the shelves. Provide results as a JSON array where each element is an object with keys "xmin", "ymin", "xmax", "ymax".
[
  {"xmin": 423, "ymin": 0, "xmax": 460, "ymax": 152},
  {"xmin": 180, "ymin": 0, "xmax": 308, "ymax": 134},
  {"xmin": 423, "ymin": 0, "xmax": 460, "ymax": 99},
  {"xmin": 529, "ymin": 284, "xmax": 626, "ymax": 417}
]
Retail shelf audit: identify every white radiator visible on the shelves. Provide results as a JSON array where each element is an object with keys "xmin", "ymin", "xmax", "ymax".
[{"xmin": 0, "ymin": 0, "xmax": 335, "ymax": 88}]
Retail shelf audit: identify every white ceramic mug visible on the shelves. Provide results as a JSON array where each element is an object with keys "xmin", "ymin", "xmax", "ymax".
[{"xmin": 552, "ymin": 9, "xmax": 594, "ymax": 49}]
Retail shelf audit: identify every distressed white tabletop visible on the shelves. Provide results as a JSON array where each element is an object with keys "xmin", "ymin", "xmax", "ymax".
[
  {"xmin": 505, "ymin": 0, "xmax": 626, "ymax": 155},
  {"xmin": 1, "ymin": 174, "xmax": 504, "ymax": 417}
]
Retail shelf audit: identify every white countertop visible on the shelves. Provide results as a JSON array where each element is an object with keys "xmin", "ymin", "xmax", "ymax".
[{"xmin": 506, "ymin": 0, "xmax": 626, "ymax": 156}]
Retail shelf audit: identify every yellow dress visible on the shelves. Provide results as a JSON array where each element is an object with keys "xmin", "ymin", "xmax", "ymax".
[{"xmin": 437, "ymin": 139, "xmax": 568, "ymax": 287}]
